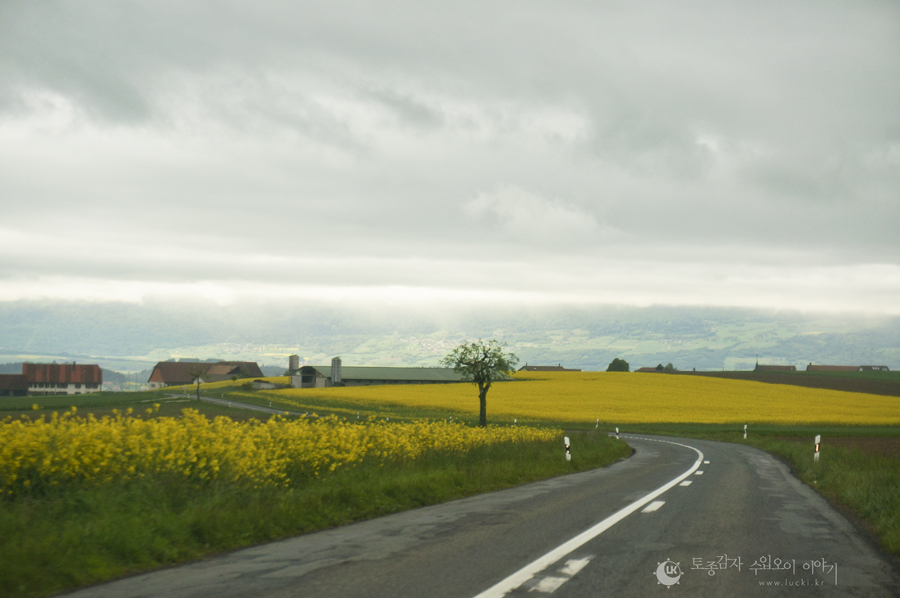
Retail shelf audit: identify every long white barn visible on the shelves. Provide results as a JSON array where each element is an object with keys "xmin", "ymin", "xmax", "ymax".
[{"xmin": 290, "ymin": 357, "xmax": 466, "ymax": 388}]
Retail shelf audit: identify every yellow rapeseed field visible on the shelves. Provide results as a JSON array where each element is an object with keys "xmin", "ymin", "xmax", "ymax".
[
  {"xmin": 0, "ymin": 408, "xmax": 559, "ymax": 496},
  {"xmin": 267, "ymin": 371, "xmax": 900, "ymax": 425}
]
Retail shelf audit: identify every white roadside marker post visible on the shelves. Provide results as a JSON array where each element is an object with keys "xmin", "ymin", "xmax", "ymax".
[
  {"xmin": 615, "ymin": 427, "xmax": 619, "ymax": 440},
  {"xmin": 595, "ymin": 418, "xmax": 599, "ymax": 429},
  {"xmin": 814, "ymin": 435, "xmax": 821, "ymax": 462},
  {"xmin": 744, "ymin": 424, "xmax": 748, "ymax": 440},
  {"xmin": 564, "ymin": 436, "xmax": 571, "ymax": 461},
  {"xmin": 514, "ymin": 418, "xmax": 517, "ymax": 426}
]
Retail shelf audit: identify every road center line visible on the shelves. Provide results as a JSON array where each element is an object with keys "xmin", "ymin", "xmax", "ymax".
[{"xmin": 471, "ymin": 436, "xmax": 704, "ymax": 598}]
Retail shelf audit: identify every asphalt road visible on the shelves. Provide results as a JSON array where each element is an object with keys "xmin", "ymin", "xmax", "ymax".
[{"xmin": 63, "ymin": 435, "xmax": 900, "ymax": 597}]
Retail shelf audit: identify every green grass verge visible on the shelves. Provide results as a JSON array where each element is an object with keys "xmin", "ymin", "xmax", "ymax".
[
  {"xmin": 200, "ymin": 384, "xmax": 483, "ymax": 423},
  {"xmin": 0, "ymin": 390, "xmax": 166, "ymax": 412},
  {"xmin": 0, "ymin": 431, "xmax": 629, "ymax": 598},
  {"xmin": 599, "ymin": 422, "xmax": 900, "ymax": 438},
  {"xmin": 746, "ymin": 439, "xmax": 900, "ymax": 556}
]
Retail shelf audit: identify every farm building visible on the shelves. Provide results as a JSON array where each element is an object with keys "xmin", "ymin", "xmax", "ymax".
[
  {"xmin": 806, "ymin": 365, "xmax": 859, "ymax": 372},
  {"xmin": 147, "ymin": 361, "xmax": 263, "ymax": 389},
  {"xmin": 635, "ymin": 367, "xmax": 662, "ymax": 373},
  {"xmin": 23, "ymin": 363, "xmax": 102, "ymax": 396},
  {"xmin": 754, "ymin": 364, "xmax": 797, "ymax": 372},
  {"xmin": 518, "ymin": 364, "xmax": 582, "ymax": 372},
  {"xmin": 806, "ymin": 364, "xmax": 890, "ymax": 372},
  {"xmin": 290, "ymin": 357, "xmax": 468, "ymax": 388},
  {"xmin": 251, "ymin": 379, "xmax": 287, "ymax": 390},
  {"xmin": 0, "ymin": 374, "xmax": 29, "ymax": 397}
]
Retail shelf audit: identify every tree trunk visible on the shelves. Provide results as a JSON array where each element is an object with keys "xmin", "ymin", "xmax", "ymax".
[{"xmin": 478, "ymin": 383, "xmax": 488, "ymax": 427}]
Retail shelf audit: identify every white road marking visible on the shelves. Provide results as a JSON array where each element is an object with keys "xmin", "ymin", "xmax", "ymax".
[
  {"xmin": 530, "ymin": 576, "xmax": 568, "ymax": 593},
  {"xmin": 527, "ymin": 557, "xmax": 594, "ymax": 593},
  {"xmin": 641, "ymin": 501, "xmax": 665, "ymax": 513},
  {"xmin": 695, "ymin": 471, "xmax": 704, "ymax": 475},
  {"xmin": 704, "ymin": 460, "xmax": 710, "ymax": 464},
  {"xmin": 679, "ymin": 481, "xmax": 692, "ymax": 487},
  {"xmin": 558, "ymin": 557, "xmax": 592, "ymax": 576},
  {"xmin": 471, "ymin": 437, "xmax": 704, "ymax": 598}
]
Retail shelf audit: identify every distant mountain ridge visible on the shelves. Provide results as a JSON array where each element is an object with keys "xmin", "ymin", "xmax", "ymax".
[{"xmin": 0, "ymin": 299, "xmax": 897, "ymax": 372}]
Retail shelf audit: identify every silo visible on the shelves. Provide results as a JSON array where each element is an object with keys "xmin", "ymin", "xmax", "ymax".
[
  {"xmin": 288, "ymin": 354, "xmax": 299, "ymax": 373},
  {"xmin": 331, "ymin": 356, "xmax": 342, "ymax": 385}
]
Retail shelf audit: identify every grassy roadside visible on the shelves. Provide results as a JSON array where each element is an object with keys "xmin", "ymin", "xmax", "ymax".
[
  {"xmin": 0, "ymin": 428, "xmax": 629, "ymax": 598},
  {"xmin": 611, "ymin": 422, "xmax": 900, "ymax": 559}
]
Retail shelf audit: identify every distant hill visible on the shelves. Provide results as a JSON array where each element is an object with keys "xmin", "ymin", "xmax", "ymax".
[{"xmin": 1, "ymin": 299, "xmax": 898, "ymax": 372}]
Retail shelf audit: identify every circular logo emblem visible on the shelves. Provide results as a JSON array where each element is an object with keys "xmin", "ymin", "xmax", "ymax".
[{"xmin": 655, "ymin": 559, "xmax": 682, "ymax": 587}]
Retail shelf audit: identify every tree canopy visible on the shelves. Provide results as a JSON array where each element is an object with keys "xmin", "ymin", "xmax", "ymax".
[
  {"xmin": 440, "ymin": 339, "xmax": 518, "ymax": 427},
  {"xmin": 606, "ymin": 358, "xmax": 630, "ymax": 372}
]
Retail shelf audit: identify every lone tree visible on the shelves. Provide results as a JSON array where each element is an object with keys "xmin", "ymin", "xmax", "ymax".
[
  {"xmin": 606, "ymin": 357, "xmax": 630, "ymax": 372},
  {"xmin": 441, "ymin": 339, "xmax": 518, "ymax": 427},
  {"xmin": 188, "ymin": 364, "xmax": 207, "ymax": 401}
]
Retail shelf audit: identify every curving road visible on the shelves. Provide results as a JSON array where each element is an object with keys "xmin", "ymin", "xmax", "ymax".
[{"xmin": 64, "ymin": 435, "xmax": 900, "ymax": 597}]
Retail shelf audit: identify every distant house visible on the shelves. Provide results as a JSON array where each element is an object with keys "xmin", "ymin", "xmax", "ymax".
[
  {"xmin": 0, "ymin": 374, "xmax": 29, "ymax": 397},
  {"xmin": 290, "ymin": 357, "xmax": 469, "ymax": 389},
  {"xmin": 251, "ymin": 379, "xmax": 286, "ymax": 390},
  {"xmin": 203, "ymin": 364, "xmax": 245, "ymax": 382},
  {"xmin": 859, "ymin": 365, "xmax": 890, "ymax": 372},
  {"xmin": 635, "ymin": 367, "xmax": 662, "ymax": 373},
  {"xmin": 147, "ymin": 361, "xmax": 263, "ymax": 389},
  {"xmin": 754, "ymin": 364, "xmax": 797, "ymax": 373},
  {"xmin": 23, "ymin": 363, "xmax": 102, "ymax": 396},
  {"xmin": 518, "ymin": 364, "xmax": 582, "ymax": 372},
  {"xmin": 806, "ymin": 364, "xmax": 859, "ymax": 372}
]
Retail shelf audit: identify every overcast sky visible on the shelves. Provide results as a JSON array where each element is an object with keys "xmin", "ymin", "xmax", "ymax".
[{"xmin": 1, "ymin": 0, "xmax": 899, "ymax": 313}]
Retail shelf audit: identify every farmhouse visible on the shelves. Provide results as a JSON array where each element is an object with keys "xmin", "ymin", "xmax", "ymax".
[
  {"xmin": 0, "ymin": 374, "xmax": 28, "ymax": 397},
  {"xmin": 518, "ymin": 364, "xmax": 582, "ymax": 372},
  {"xmin": 203, "ymin": 364, "xmax": 249, "ymax": 382},
  {"xmin": 23, "ymin": 363, "xmax": 102, "ymax": 396},
  {"xmin": 290, "ymin": 357, "xmax": 467, "ymax": 389},
  {"xmin": 147, "ymin": 361, "xmax": 263, "ymax": 389}
]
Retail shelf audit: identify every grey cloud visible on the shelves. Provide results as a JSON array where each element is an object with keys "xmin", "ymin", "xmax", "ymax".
[
  {"xmin": 361, "ymin": 88, "xmax": 444, "ymax": 129},
  {"xmin": 0, "ymin": 0, "xmax": 898, "ymax": 311}
]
